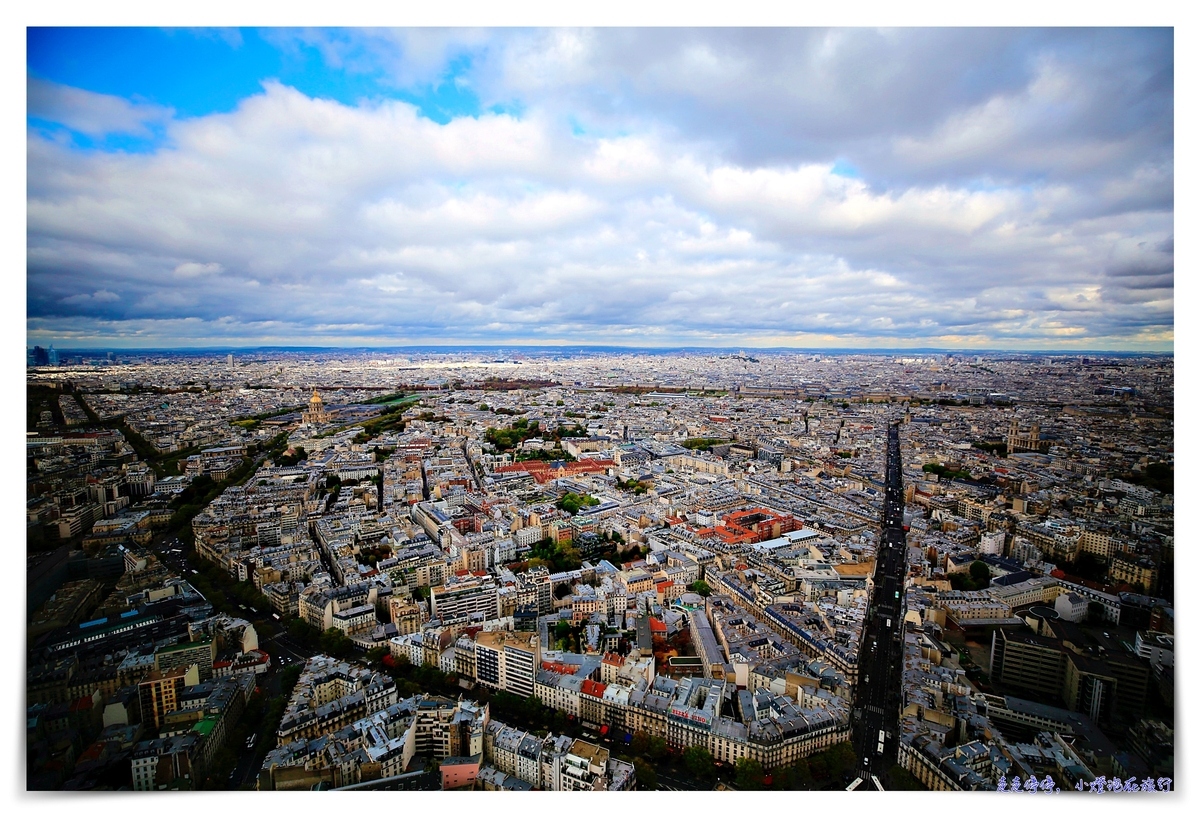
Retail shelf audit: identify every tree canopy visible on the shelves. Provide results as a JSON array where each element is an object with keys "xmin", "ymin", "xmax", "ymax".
[
  {"xmin": 683, "ymin": 745, "xmax": 714, "ymax": 780},
  {"xmin": 319, "ymin": 627, "xmax": 354, "ymax": 659},
  {"xmin": 633, "ymin": 758, "xmax": 657, "ymax": 790},
  {"xmin": 735, "ymin": 757, "xmax": 765, "ymax": 790},
  {"xmin": 557, "ymin": 492, "xmax": 600, "ymax": 514}
]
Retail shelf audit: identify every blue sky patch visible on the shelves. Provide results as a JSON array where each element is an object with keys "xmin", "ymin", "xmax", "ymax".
[{"xmin": 831, "ymin": 158, "xmax": 861, "ymax": 179}]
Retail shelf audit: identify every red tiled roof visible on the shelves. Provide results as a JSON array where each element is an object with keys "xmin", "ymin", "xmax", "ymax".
[
  {"xmin": 77, "ymin": 742, "xmax": 106, "ymax": 762},
  {"xmin": 580, "ymin": 679, "xmax": 608, "ymax": 698},
  {"xmin": 494, "ymin": 459, "xmax": 614, "ymax": 484}
]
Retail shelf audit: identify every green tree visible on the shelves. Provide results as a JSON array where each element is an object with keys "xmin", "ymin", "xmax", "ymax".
[
  {"xmin": 790, "ymin": 757, "xmax": 814, "ymax": 789},
  {"xmin": 280, "ymin": 663, "xmax": 303, "ymax": 691},
  {"xmin": 949, "ymin": 572, "xmax": 980, "ymax": 592},
  {"xmin": 682, "ymin": 745, "xmax": 714, "ymax": 780},
  {"xmin": 969, "ymin": 560, "xmax": 991, "ymax": 587},
  {"xmin": 647, "ymin": 735, "xmax": 668, "ymax": 761},
  {"xmin": 320, "ymin": 627, "xmax": 354, "ymax": 659},
  {"xmin": 688, "ymin": 580, "xmax": 712, "ymax": 597},
  {"xmin": 630, "ymin": 730, "xmax": 650, "ymax": 757},
  {"xmin": 770, "ymin": 764, "xmax": 795, "ymax": 789},
  {"xmin": 204, "ymin": 746, "xmax": 239, "ymax": 788},
  {"xmin": 557, "ymin": 544, "xmax": 583, "ymax": 571},
  {"xmin": 633, "ymin": 758, "xmax": 657, "ymax": 790},
  {"xmin": 556, "ymin": 492, "xmax": 599, "ymax": 515},
  {"xmin": 287, "ymin": 617, "xmax": 320, "ymax": 647},
  {"xmin": 552, "ymin": 711, "xmax": 569, "ymax": 733},
  {"xmin": 735, "ymin": 757, "xmax": 765, "ymax": 790},
  {"xmin": 808, "ymin": 751, "xmax": 829, "ymax": 781},
  {"xmin": 680, "ymin": 437, "xmax": 728, "ymax": 451},
  {"xmin": 819, "ymin": 742, "xmax": 857, "ymax": 782}
]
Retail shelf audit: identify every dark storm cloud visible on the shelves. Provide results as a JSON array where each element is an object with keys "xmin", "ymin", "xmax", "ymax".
[{"xmin": 473, "ymin": 28, "xmax": 1172, "ymax": 185}]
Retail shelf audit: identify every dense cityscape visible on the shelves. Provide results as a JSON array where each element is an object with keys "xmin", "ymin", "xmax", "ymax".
[
  {"xmin": 25, "ymin": 346, "xmax": 1174, "ymax": 792},
  {"xmin": 24, "ymin": 23, "xmax": 1176, "ymax": 800}
]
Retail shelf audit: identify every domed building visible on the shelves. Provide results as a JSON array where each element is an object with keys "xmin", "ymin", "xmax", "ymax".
[{"xmin": 302, "ymin": 389, "xmax": 331, "ymax": 425}]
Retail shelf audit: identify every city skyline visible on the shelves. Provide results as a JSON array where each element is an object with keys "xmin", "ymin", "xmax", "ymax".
[
  {"xmin": 27, "ymin": 27, "xmax": 1173, "ymax": 351},
  {"xmin": 25, "ymin": 347, "xmax": 1175, "ymax": 791}
]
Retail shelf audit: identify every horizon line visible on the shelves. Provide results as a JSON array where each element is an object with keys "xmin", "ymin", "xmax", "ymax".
[{"xmin": 24, "ymin": 342, "xmax": 1174, "ymax": 356}]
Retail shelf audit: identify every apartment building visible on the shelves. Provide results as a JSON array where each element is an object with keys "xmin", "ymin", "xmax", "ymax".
[
  {"xmin": 431, "ymin": 576, "xmax": 500, "ymax": 622},
  {"xmin": 138, "ymin": 664, "xmax": 200, "ymax": 730},
  {"xmin": 154, "ymin": 638, "xmax": 216, "ymax": 682},
  {"xmin": 473, "ymin": 631, "xmax": 539, "ymax": 697}
]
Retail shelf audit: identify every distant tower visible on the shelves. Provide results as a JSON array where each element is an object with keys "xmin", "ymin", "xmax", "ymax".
[
  {"xmin": 1007, "ymin": 419, "xmax": 1045, "ymax": 454},
  {"xmin": 302, "ymin": 389, "xmax": 330, "ymax": 425},
  {"xmin": 227, "ymin": 353, "xmax": 234, "ymax": 367},
  {"xmin": 47, "ymin": 345, "xmax": 59, "ymax": 366}
]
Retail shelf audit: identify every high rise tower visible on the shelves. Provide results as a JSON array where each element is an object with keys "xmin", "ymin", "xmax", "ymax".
[{"xmin": 848, "ymin": 420, "xmax": 908, "ymax": 790}]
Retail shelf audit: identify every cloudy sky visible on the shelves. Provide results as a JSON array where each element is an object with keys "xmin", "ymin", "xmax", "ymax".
[{"xmin": 26, "ymin": 27, "xmax": 1173, "ymax": 350}]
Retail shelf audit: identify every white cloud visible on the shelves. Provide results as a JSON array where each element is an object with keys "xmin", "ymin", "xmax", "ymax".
[
  {"xmin": 26, "ymin": 30, "xmax": 1173, "ymax": 349},
  {"xmin": 174, "ymin": 262, "xmax": 224, "ymax": 278},
  {"xmin": 28, "ymin": 76, "xmax": 173, "ymax": 138},
  {"xmin": 60, "ymin": 289, "xmax": 119, "ymax": 305}
]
